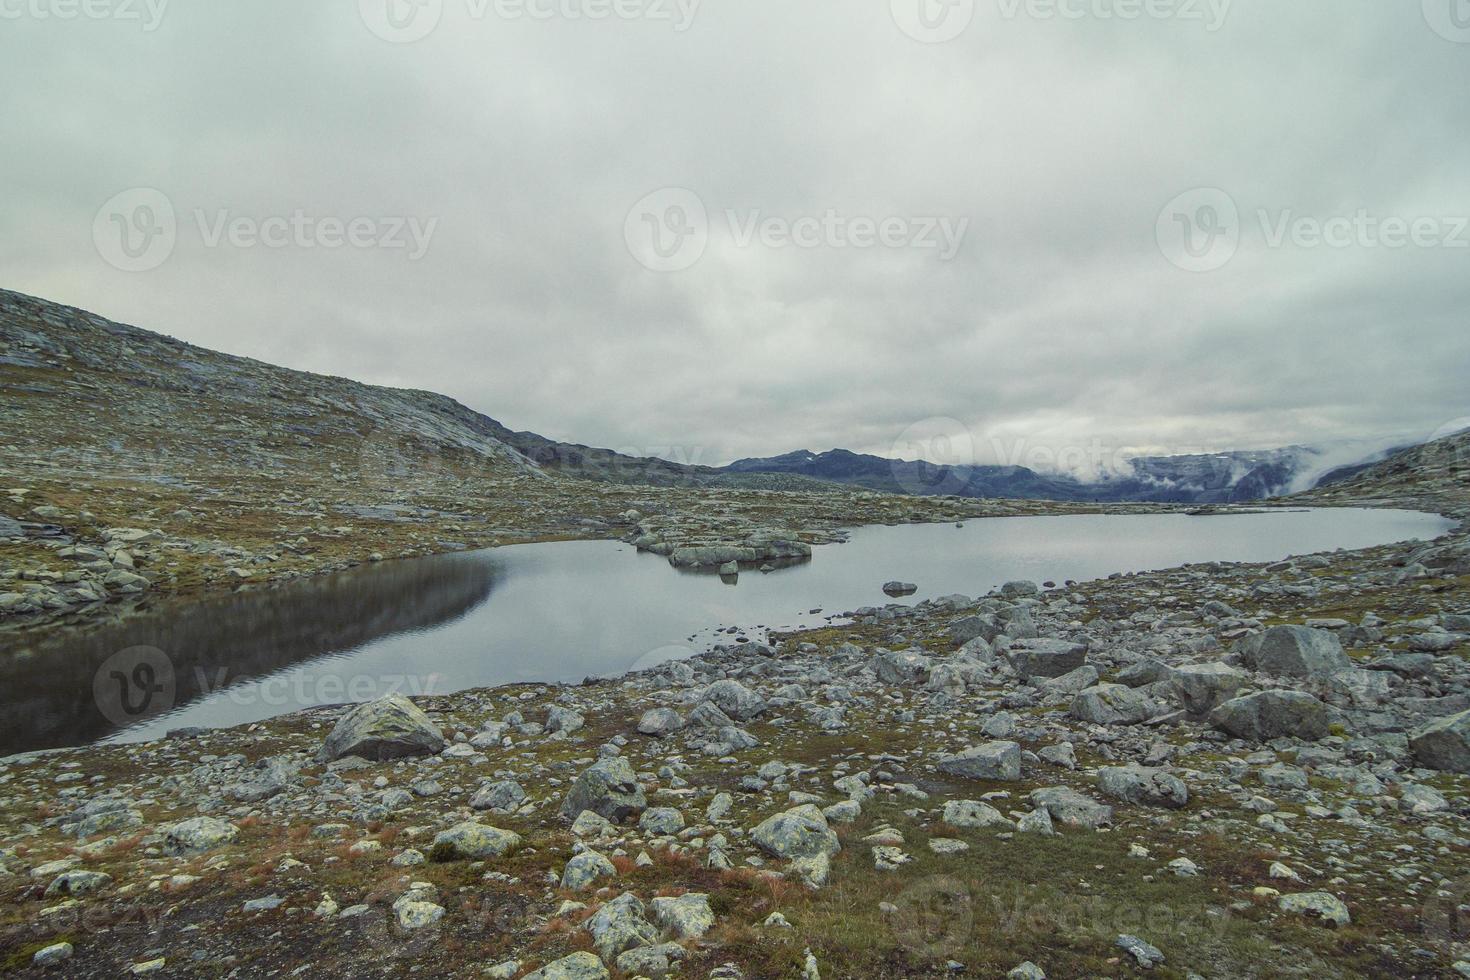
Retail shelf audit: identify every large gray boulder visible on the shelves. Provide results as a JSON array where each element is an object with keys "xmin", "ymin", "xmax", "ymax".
[
  {"xmin": 1008, "ymin": 639, "xmax": 1087, "ymax": 680},
  {"xmin": 750, "ymin": 804, "xmax": 841, "ymax": 860},
  {"xmin": 1409, "ymin": 709, "xmax": 1470, "ymax": 773},
  {"xmin": 560, "ymin": 757, "xmax": 647, "ymax": 822},
  {"xmin": 938, "ymin": 741, "xmax": 1022, "ymax": 782},
  {"xmin": 1169, "ymin": 662, "xmax": 1248, "ymax": 716},
  {"xmin": 1239, "ymin": 626, "xmax": 1353, "ymax": 679},
  {"xmin": 1071, "ymin": 684, "xmax": 1160, "ymax": 725},
  {"xmin": 1029, "ymin": 787, "xmax": 1114, "ymax": 829},
  {"xmin": 1210, "ymin": 690, "xmax": 1330, "ymax": 742},
  {"xmin": 430, "ymin": 821, "xmax": 522, "ymax": 860},
  {"xmin": 1097, "ymin": 765, "xmax": 1189, "ymax": 809},
  {"xmin": 949, "ymin": 614, "xmax": 1003, "ymax": 646},
  {"xmin": 701, "ymin": 679, "xmax": 766, "ymax": 721},
  {"xmin": 874, "ymin": 650, "xmax": 932, "ymax": 686},
  {"xmin": 316, "ymin": 695, "xmax": 445, "ymax": 763},
  {"xmin": 163, "ymin": 816, "xmax": 239, "ymax": 856}
]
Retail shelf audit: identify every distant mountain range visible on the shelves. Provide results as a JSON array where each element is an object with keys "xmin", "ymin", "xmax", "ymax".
[{"xmin": 721, "ymin": 447, "xmax": 1327, "ymax": 504}]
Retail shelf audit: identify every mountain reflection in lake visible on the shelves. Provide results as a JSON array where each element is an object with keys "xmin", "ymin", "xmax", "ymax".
[{"xmin": 0, "ymin": 507, "xmax": 1454, "ymax": 753}]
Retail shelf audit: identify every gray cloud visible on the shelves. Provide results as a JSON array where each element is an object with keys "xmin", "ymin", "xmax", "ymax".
[{"xmin": 2, "ymin": 0, "xmax": 1467, "ymax": 470}]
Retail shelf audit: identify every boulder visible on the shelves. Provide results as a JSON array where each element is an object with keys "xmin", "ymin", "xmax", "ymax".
[
  {"xmin": 942, "ymin": 799, "xmax": 1013, "ymax": 829},
  {"xmin": 651, "ymin": 893, "xmax": 715, "ymax": 939},
  {"xmin": 701, "ymin": 679, "xmax": 766, "ymax": 721},
  {"xmin": 1409, "ymin": 709, "xmax": 1470, "ymax": 773},
  {"xmin": 561, "ymin": 758, "xmax": 647, "ymax": 822},
  {"xmin": 1239, "ymin": 626, "xmax": 1352, "ymax": 679},
  {"xmin": 562, "ymin": 851, "xmax": 617, "ymax": 890},
  {"xmin": 1096, "ymin": 765, "xmax": 1189, "ymax": 809},
  {"xmin": 1169, "ymin": 662, "xmax": 1248, "ymax": 716},
  {"xmin": 1071, "ymin": 684, "xmax": 1160, "ymax": 725},
  {"xmin": 470, "ymin": 780, "xmax": 527, "ymax": 814},
  {"xmin": 1210, "ymin": 690, "xmax": 1330, "ymax": 742},
  {"xmin": 525, "ymin": 951, "xmax": 611, "ymax": 980},
  {"xmin": 1029, "ymin": 786, "xmax": 1114, "ymax": 829},
  {"xmin": 750, "ymin": 804, "xmax": 841, "ymax": 860},
  {"xmin": 937, "ymin": 741, "xmax": 1022, "ymax": 782},
  {"xmin": 1007, "ymin": 638, "xmax": 1087, "ymax": 680},
  {"xmin": 163, "ymin": 816, "xmax": 239, "ymax": 856},
  {"xmin": 586, "ymin": 892, "xmax": 659, "ymax": 960},
  {"xmin": 316, "ymin": 695, "xmax": 445, "ymax": 763},
  {"xmin": 949, "ymin": 614, "xmax": 1002, "ymax": 646},
  {"xmin": 874, "ymin": 650, "xmax": 932, "ymax": 686},
  {"xmin": 636, "ymin": 708, "xmax": 685, "ymax": 737},
  {"xmin": 1278, "ymin": 892, "xmax": 1351, "ymax": 927},
  {"xmin": 430, "ymin": 822, "xmax": 521, "ymax": 860}
]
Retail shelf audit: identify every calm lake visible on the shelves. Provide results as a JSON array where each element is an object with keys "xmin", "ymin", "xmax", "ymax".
[{"xmin": 0, "ymin": 507, "xmax": 1453, "ymax": 754}]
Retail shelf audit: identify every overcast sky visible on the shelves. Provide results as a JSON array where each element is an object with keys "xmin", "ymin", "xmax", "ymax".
[{"xmin": 3, "ymin": 0, "xmax": 1468, "ymax": 472}]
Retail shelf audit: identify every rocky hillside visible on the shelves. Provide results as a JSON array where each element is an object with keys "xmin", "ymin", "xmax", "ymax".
[{"xmin": 1298, "ymin": 429, "xmax": 1470, "ymax": 518}]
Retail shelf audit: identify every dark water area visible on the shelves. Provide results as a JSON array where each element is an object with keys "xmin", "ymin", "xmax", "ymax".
[{"xmin": 0, "ymin": 508, "xmax": 1452, "ymax": 754}]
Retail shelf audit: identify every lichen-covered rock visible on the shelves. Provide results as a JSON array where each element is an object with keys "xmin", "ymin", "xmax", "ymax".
[
  {"xmin": 1409, "ymin": 709, "xmax": 1470, "ymax": 773},
  {"xmin": 1029, "ymin": 786, "xmax": 1114, "ymax": 829},
  {"xmin": 1278, "ymin": 892, "xmax": 1351, "ymax": 927},
  {"xmin": 1007, "ymin": 638, "xmax": 1087, "ymax": 679},
  {"xmin": 1210, "ymin": 690, "xmax": 1330, "ymax": 742},
  {"xmin": 562, "ymin": 851, "xmax": 617, "ymax": 890},
  {"xmin": 471, "ymin": 779, "xmax": 527, "ymax": 814},
  {"xmin": 524, "ymin": 951, "xmax": 610, "ymax": 980},
  {"xmin": 1071, "ymin": 684, "xmax": 1160, "ymax": 725},
  {"xmin": 701, "ymin": 679, "xmax": 766, "ymax": 721},
  {"xmin": 636, "ymin": 708, "xmax": 685, "ymax": 737},
  {"xmin": 1239, "ymin": 626, "xmax": 1353, "ymax": 679},
  {"xmin": 1169, "ymin": 662, "xmax": 1248, "ymax": 716},
  {"xmin": 316, "ymin": 694, "xmax": 445, "ymax": 763},
  {"xmin": 937, "ymin": 741, "xmax": 1021, "ymax": 781},
  {"xmin": 560, "ymin": 757, "xmax": 647, "ymax": 822},
  {"xmin": 638, "ymin": 807, "xmax": 685, "ymax": 835},
  {"xmin": 942, "ymin": 799, "xmax": 1013, "ymax": 829},
  {"xmin": 430, "ymin": 821, "xmax": 522, "ymax": 861},
  {"xmin": 750, "ymin": 804, "xmax": 841, "ymax": 860},
  {"xmin": 163, "ymin": 816, "xmax": 240, "ymax": 856},
  {"xmin": 651, "ymin": 893, "xmax": 715, "ymax": 938},
  {"xmin": 1096, "ymin": 765, "xmax": 1189, "ymax": 809},
  {"xmin": 585, "ymin": 892, "xmax": 659, "ymax": 960}
]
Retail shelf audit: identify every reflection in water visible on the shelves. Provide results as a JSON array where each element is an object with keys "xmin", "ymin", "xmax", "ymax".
[
  {"xmin": 0, "ymin": 553, "xmax": 499, "ymax": 752},
  {"xmin": 0, "ymin": 508, "xmax": 1454, "ymax": 754}
]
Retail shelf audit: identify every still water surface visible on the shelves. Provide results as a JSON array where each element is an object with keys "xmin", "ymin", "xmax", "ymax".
[{"xmin": 0, "ymin": 508, "xmax": 1451, "ymax": 753}]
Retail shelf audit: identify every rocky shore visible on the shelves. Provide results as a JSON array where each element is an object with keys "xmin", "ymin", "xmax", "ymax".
[{"xmin": 3, "ymin": 480, "xmax": 1469, "ymax": 977}]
